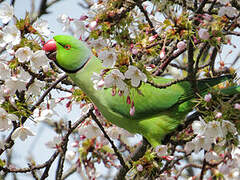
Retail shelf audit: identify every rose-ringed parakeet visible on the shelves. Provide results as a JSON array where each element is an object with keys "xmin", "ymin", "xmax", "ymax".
[{"xmin": 43, "ymin": 35, "xmax": 240, "ymax": 147}]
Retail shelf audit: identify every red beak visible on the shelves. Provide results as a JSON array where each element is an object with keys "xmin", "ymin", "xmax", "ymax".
[{"xmin": 42, "ymin": 39, "xmax": 56, "ymax": 52}]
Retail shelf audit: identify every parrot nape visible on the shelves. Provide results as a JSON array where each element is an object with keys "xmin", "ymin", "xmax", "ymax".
[{"xmin": 43, "ymin": 35, "xmax": 240, "ymax": 147}]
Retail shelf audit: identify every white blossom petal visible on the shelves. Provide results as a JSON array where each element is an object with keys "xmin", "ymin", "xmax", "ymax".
[
  {"xmin": 98, "ymin": 49, "xmax": 117, "ymax": 68},
  {"xmin": 11, "ymin": 126, "xmax": 35, "ymax": 141},
  {"xmin": 0, "ymin": 2, "xmax": 14, "ymax": 24},
  {"xmin": 45, "ymin": 136, "xmax": 62, "ymax": 149},
  {"xmin": 3, "ymin": 25, "xmax": 21, "ymax": 46},
  {"xmin": 15, "ymin": 47, "xmax": 33, "ymax": 63},
  {"xmin": 33, "ymin": 19, "xmax": 50, "ymax": 36},
  {"xmin": 125, "ymin": 65, "xmax": 147, "ymax": 87},
  {"xmin": 30, "ymin": 50, "xmax": 49, "ymax": 72}
]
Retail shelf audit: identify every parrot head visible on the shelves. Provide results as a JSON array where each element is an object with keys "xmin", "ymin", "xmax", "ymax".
[{"xmin": 43, "ymin": 35, "xmax": 92, "ymax": 73}]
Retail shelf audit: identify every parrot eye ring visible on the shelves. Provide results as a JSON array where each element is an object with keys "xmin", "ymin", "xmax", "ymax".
[{"xmin": 64, "ymin": 44, "xmax": 71, "ymax": 50}]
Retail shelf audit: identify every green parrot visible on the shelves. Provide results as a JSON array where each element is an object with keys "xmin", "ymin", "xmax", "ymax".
[{"xmin": 43, "ymin": 35, "xmax": 240, "ymax": 147}]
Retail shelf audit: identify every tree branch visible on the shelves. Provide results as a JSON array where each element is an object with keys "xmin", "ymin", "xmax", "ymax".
[{"xmin": 89, "ymin": 110, "xmax": 129, "ymax": 174}]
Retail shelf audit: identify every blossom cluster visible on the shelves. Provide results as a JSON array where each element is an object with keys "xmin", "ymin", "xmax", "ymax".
[
  {"xmin": 185, "ymin": 117, "xmax": 237, "ymax": 155},
  {"xmin": 0, "ymin": 2, "xmax": 52, "ymax": 142}
]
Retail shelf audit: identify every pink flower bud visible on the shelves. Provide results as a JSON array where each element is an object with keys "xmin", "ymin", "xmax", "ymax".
[
  {"xmin": 160, "ymin": 48, "xmax": 165, "ymax": 59},
  {"xmin": 118, "ymin": 90, "xmax": 123, "ymax": 96},
  {"xmin": 234, "ymin": 103, "xmax": 240, "ymax": 110},
  {"xmin": 198, "ymin": 28, "xmax": 210, "ymax": 40},
  {"xmin": 204, "ymin": 93, "xmax": 212, "ymax": 102},
  {"xmin": 136, "ymin": 164, "xmax": 143, "ymax": 172},
  {"xmin": 177, "ymin": 41, "xmax": 186, "ymax": 51},
  {"xmin": 79, "ymin": 15, "xmax": 88, "ymax": 21},
  {"xmin": 126, "ymin": 95, "xmax": 131, "ymax": 105},
  {"xmin": 148, "ymin": 34, "xmax": 158, "ymax": 42},
  {"xmin": 215, "ymin": 112, "xmax": 222, "ymax": 119},
  {"xmin": 193, "ymin": 36, "xmax": 198, "ymax": 44},
  {"xmin": 130, "ymin": 101, "xmax": 135, "ymax": 116},
  {"xmin": 89, "ymin": 20, "xmax": 98, "ymax": 31},
  {"xmin": 66, "ymin": 101, "xmax": 72, "ymax": 112},
  {"xmin": 112, "ymin": 88, "xmax": 116, "ymax": 96},
  {"xmin": 79, "ymin": 135, "xmax": 86, "ymax": 141}
]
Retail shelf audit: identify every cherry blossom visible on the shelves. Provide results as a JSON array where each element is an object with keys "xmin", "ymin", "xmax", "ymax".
[
  {"xmin": 222, "ymin": 120, "xmax": 237, "ymax": 136},
  {"xmin": 0, "ymin": 2, "xmax": 14, "ymax": 24},
  {"xmin": 45, "ymin": 136, "xmax": 62, "ymax": 149},
  {"xmin": 218, "ymin": 6, "xmax": 238, "ymax": 18},
  {"xmin": 91, "ymin": 72, "xmax": 104, "ymax": 90},
  {"xmin": 104, "ymin": 69, "xmax": 126, "ymax": 91},
  {"xmin": 11, "ymin": 126, "xmax": 35, "ymax": 141},
  {"xmin": 234, "ymin": 103, "xmax": 240, "ymax": 110},
  {"xmin": 89, "ymin": 20, "xmax": 98, "ymax": 31},
  {"xmin": 198, "ymin": 28, "xmax": 210, "ymax": 40},
  {"xmin": 56, "ymin": 14, "xmax": 71, "ymax": 32},
  {"xmin": 5, "ymin": 77, "xmax": 27, "ymax": 95},
  {"xmin": 155, "ymin": 145, "xmax": 168, "ymax": 157},
  {"xmin": 204, "ymin": 93, "xmax": 212, "ymax": 102},
  {"xmin": 65, "ymin": 150, "xmax": 76, "ymax": 161},
  {"xmin": 3, "ymin": 25, "xmax": 21, "ymax": 46},
  {"xmin": 184, "ymin": 141, "xmax": 195, "ymax": 154},
  {"xmin": 125, "ymin": 65, "xmax": 147, "ymax": 87},
  {"xmin": 98, "ymin": 49, "xmax": 117, "ymax": 68},
  {"xmin": 15, "ymin": 47, "xmax": 33, "ymax": 63},
  {"xmin": 0, "ymin": 62, "xmax": 10, "ymax": 79},
  {"xmin": 0, "ymin": 30, "xmax": 6, "ymax": 47},
  {"xmin": 205, "ymin": 121, "xmax": 223, "ymax": 138},
  {"xmin": 30, "ymin": 50, "xmax": 49, "ymax": 73},
  {"xmin": 90, "ymin": 38, "xmax": 108, "ymax": 50},
  {"xmin": 33, "ymin": 19, "xmax": 50, "ymax": 36},
  {"xmin": 192, "ymin": 117, "xmax": 207, "ymax": 136},
  {"xmin": 33, "ymin": 108, "xmax": 53, "ymax": 122},
  {"xmin": 0, "ymin": 108, "xmax": 17, "ymax": 131},
  {"xmin": 142, "ymin": 1, "xmax": 153, "ymax": 14},
  {"xmin": 218, "ymin": 0, "xmax": 229, "ymax": 5},
  {"xmin": 129, "ymin": 101, "xmax": 135, "ymax": 116},
  {"xmin": 73, "ymin": 20, "xmax": 87, "ymax": 39},
  {"xmin": 27, "ymin": 79, "xmax": 46, "ymax": 96},
  {"xmin": 177, "ymin": 41, "xmax": 186, "ymax": 51},
  {"xmin": 192, "ymin": 136, "xmax": 213, "ymax": 152},
  {"xmin": 215, "ymin": 112, "xmax": 222, "ymax": 119},
  {"xmin": 78, "ymin": 123, "xmax": 102, "ymax": 139},
  {"xmin": 88, "ymin": 2, "xmax": 106, "ymax": 18},
  {"xmin": 136, "ymin": 164, "xmax": 143, "ymax": 172},
  {"xmin": 205, "ymin": 151, "xmax": 222, "ymax": 163},
  {"xmin": 106, "ymin": 125, "xmax": 134, "ymax": 143}
]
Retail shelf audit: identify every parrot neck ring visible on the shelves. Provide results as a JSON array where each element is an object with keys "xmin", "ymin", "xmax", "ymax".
[{"xmin": 54, "ymin": 54, "xmax": 91, "ymax": 74}]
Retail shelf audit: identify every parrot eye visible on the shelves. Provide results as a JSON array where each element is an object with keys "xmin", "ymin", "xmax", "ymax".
[{"xmin": 64, "ymin": 44, "xmax": 71, "ymax": 50}]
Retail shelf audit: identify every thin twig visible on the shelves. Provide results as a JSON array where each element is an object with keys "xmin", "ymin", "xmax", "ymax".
[
  {"xmin": 147, "ymin": 77, "xmax": 188, "ymax": 89},
  {"xmin": 89, "ymin": 110, "xmax": 129, "ymax": 173},
  {"xmin": 0, "ymin": 107, "xmax": 93, "ymax": 176},
  {"xmin": 114, "ymin": 138, "xmax": 150, "ymax": 180}
]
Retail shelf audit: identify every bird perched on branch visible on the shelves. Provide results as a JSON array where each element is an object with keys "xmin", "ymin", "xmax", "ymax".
[{"xmin": 43, "ymin": 35, "xmax": 240, "ymax": 147}]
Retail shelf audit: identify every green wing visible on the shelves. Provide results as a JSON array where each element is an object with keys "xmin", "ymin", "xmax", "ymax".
[{"xmin": 104, "ymin": 75, "xmax": 232, "ymax": 120}]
